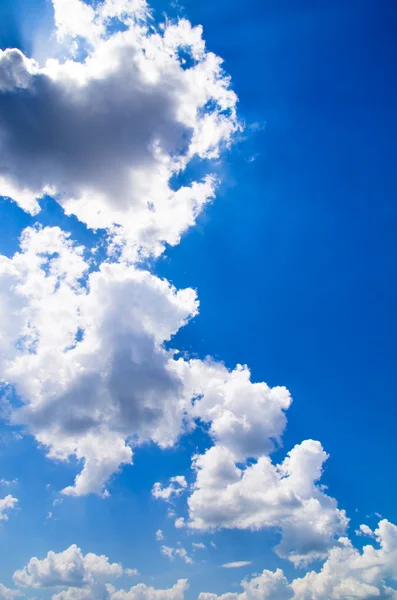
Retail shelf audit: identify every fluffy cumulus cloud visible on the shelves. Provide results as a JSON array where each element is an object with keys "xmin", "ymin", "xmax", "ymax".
[
  {"xmin": 0, "ymin": 225, "xmax": 198, "ymax": 495},
  {"xmin": 154, "ymin": 359, "xmax": 347, "ymax": 564},
  {"xmin": 177, "ymin": 441, "xmax": 348, "ymax": 565},
  {"xmin": 13, "ymin": 544, "xmax": 123, "ymax": 588},
  {"xmin": 199, "ymin": 569, "xmax": 293, "ymax": 600},
  {"xmin": 0, "ymin": 0, "xmax": 239, "ymax": 259},
  {"xmin": 12, "ymin": 544, "xmax": 188, "ymax": 600},
  {"xmin": 199, "ymin": 519, "xmax": 397, "ymax": 599}
]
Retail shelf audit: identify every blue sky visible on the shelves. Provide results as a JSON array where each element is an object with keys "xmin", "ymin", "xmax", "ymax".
[{"xmin": 0, "ymin": 1, "xmax": 396, "ymax": 599}]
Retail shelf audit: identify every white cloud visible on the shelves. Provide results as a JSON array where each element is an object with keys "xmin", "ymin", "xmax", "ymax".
[
  {"xmin": 0, "ymin": 584, "xmax": 21, "ymax": 600},
  {"xmin": 199, "ymin": 519, "xmax": 397, "ymax": 600},
  {"xmin": 155, "ymin": 530, "xmax": 164, "ymax": 541},
  {"xmin": 199, "ymin": 569, "xmax": 292, "ymax": 600},
  {"xmin": 109, "ymin": 579, "xmax": 188, "ymax": 600},
  {"xmin": 355, "ymin": 523, "xmax": 375, "ymax": 537},
  {"xmin": 161, "ymin": 546, "xmax": 193, "ymax": 565},
  {"xmin": 175, "ymin": 359, "xmax": 292, "ymax": 459},
  {"xmin": 0, "ymin": 0, "xmax": 239, "ymax": 260},
  {"xmin": 192, "ymin": 543, "xmax": 206, "ymax": 550},
  {"xmin": 222, "ymin": 562, "xmax": 252, "ymax": 569},
  {"xmin": 0, "ymin": 494, "xmax": 18, "ymax": 521},
  {"xmin": 0, "ymin": 225, "xmax": 198, "ymax": 495},
  {"xmin": 124, "ymin": 570, "xmax": 139, "ymax": 577},
  {"xmin": 292, "ymin": 519, "xmax": 397, "ymax": 599},
  {"xmin": 152, "ymin": 476, "xmax": 188, "ymax": 502},
  {"xmin": 171, "ymin": 440, "xmax": 349, "ymax": 565},
  {"xmin": 13, "ymin": 544, "xmax": 123, "ymax": 589},
  {"xmin": 51, "ymin": 579, "xmax": 188, "ymax": 600}
]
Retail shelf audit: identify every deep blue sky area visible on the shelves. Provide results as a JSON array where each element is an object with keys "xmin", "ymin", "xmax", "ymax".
[
  {"xmin": 153, "ymin": 0, "xmax": 397, "ymax": 525},
  {"xmin": 0, "ymin": 0, "xmax": 396, "ymax": 596}
]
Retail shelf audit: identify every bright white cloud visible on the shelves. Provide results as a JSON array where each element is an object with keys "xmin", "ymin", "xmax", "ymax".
[
  {"xmin": 52, "ymin": 579, "xmax": 188, "ymax": 600},
  {"xmin": 175, "ymin": 359, "xmax": 292, "ymax": 459},
  {"xmin": 199, "ymin": 569, "xmax": 293, "ymax": 600},
  {"xmin": 192, "ymin": 543, "xmax": 206, "ymax": 550},
  {"xmin": 169, "ymin": 440, "xmax": 348, "ymax": 565},
  {"xmin": 152, "ymin": 476, "xmax": 188, "ymax": 502},
  {"xmin": 0, "ymin": 0, "xmax": 239, "ymax": 260},
  {"xmin": 0, "ymin": 225, "xmax": 198, "ymax": 495},
  {"xmin": 0, "ymin": 494, "xmax": 18, "ymax": 521},
  {"xmin": 109, "ymin": 579, "xmax": 188, "ymax": 600},
  {"xmin": 199, "ymin": 519, "xmax": 397, "ymax": 600},
  {"xmin": 292, "ymin": 519, "xmax": 397, "ymax": 599},
  {"xmin": 13, "ymin": 544, "xmax": 123, "ymax": 588}
]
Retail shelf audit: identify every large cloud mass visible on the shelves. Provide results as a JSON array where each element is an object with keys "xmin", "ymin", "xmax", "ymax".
[{"xmin": 0, "ymin": 0, "xmax": 238, "ymax": 259}]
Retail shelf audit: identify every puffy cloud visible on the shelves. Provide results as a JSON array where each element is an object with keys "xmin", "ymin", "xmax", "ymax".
[
  {"xmin": 199, "ymin": 569, "xmax": 293, "ymax": 600},
  {"xmin": 0, "ymin": 0, "xmax": 239, "ymax": 259},
  {"xmin": 152, "ymin": 476, "xmax": 188, "ymax": 502},
  {"xmin": 199, "ymin": 519, "xmax": 397, "ymax": 600},
  {"xmin": 0, "ymin": 225, "xmax": 198, "ymax": 495},
  {"xmin": 13, "ymin": 544, "xmax": 123, "ymax": 588},
  {"xmin": 152, "ymin": 357, "xmax": 346, "ymax": 564},
  {"xmin": 355, "ymin": 523, "xmax": 375, "ymax": 537},
  {"xmin": 109, "ymin": 579, "xmax": 188, "ymax": 600},
  {"xmin": 175, "ymin": 441, "xmax": 348, "ymax": 565},
  {"xmin": 52, "ymin": 579, "xmax": 188, "ymax": 600},
  {"xmin": 0, "ymin": 494, "xmax": 18, "ymax": 521},
  {"xmin": 161, "ymin": 545, "xmax": 193, "ymax": 565},
  {"xmin": 155, "ymin": 530, "xmax": 164, "ymax": 541},
  {"xmin": 174, "ymin": 359, "xmax": 292, "ymax": 459},
  {"xmin": 292, "ymin": 519, "xmax": 397, "ymax": 599}
]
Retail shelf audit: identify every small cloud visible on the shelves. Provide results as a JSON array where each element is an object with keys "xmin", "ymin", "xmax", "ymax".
[
  {"xmin": 222, "ymin": 561, "xmax": 252, "ymax": 569},
  {"xmin": 210, "ymin": 541, "xmax": 217, "ymax": 549},
  {"xmin": 355, "ymin": 524, "xmax": 375, "ymax": 538},
  {"xmin": 125, "ymin": 568, "xmax": 139, "ymax": 576},
  {"xmin": 192, "ymin": 542, "xmax": 206, "ymax": 550},
  {"xmin": 175, "ymin": 517, "xmax": 185, "ymax": 529},
  {"xmin": 46, "ymin": 512, "xmax": 52, "ymax": 520},
  {"xmin": 0, "ymin": 478, "xmax": 18, "ymax": 487},
  {"xmin": 155, "ymin": 529, "xmax": 164, "ymax": 541},
  {"xmin": 161, "ymin": 545, "xmax": 193, "ymax": 565}
]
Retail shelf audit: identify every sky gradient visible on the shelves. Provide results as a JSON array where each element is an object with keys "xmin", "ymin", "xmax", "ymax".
[{"xmin": 0, "ymin": 1, "xmax": 396, "ymax": 599}]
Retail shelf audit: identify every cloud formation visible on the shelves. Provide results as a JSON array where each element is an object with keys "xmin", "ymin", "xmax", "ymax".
[
  {"xmin": 0, "ymin": 0, "xmax": 239, "ymax": 259},
  {"xmin": 0, "ymin": 494, "xmax": 18, "ymax": 521},
  {"xmin": 198, "ymin": 519, "xmax": 397, "ymax": 599}
]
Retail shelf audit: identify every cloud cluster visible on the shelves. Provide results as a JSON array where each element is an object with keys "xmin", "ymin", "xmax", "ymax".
[
  {"xmin": 14, "ymin": 544, "xmax": 123, "ymax": 589},
  {"xmin": 10, "ymin": 544, "xmax": 187, "ymax": 600},
  {"xmin": 199, "ymin": 519, "xmax": 397, "ymax": 599},
  {"xmin": 161, "ymin": 545, "xmax": 193, "ymax": 565},
  {"xmin": 0, "ymin": 0, "xmax": 393, "ymax": 588},
  {"xmin": 154, "ymin": 359, "xmax": 347, "ymax": 564},
  {"xmin": 0, "ymin": 225, "xmax": 198, "ymax": 495},
  {"xmin": 0, "ymin": 494, "xmax": 18, "ymax": 521},
  {"xmin": 0, "ymin": 0, "xmax": 239, "ymax": 259}
]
